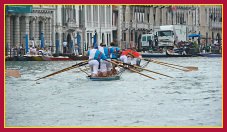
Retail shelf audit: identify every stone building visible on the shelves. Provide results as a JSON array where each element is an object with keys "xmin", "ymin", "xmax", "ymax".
[
  {"xmin": 5, "ymin": 5, "xmax": 222, "ymax": 56},
  {"xmin": 80, "ymin": 5, "xmax": 114, "ymax": 52},
  {"xmin": 116, "ymin": 5, "xmax": 222, "ymax": 50},
  {"xmin": 6, "ymin": 5, "xmax": 55, "ymax": 54},
  {"xmin": 199, "ymin": 6, "xmax": 222, "ymax": 45}
]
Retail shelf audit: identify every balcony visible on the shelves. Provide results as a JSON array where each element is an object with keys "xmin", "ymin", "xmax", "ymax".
[
  {"xmin": 67, "ymin": 21, "xmax": 79, "ymax": 29},
  {"xmin": 137, "ymin": 23, "xmax": 149, "ymax": 30}
]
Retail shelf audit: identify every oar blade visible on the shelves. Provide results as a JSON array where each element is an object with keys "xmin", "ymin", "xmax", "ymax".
[
  {"xmin": 6, "ymin": 69, "xmax": 21, "ymax": 78},
  {"xmin": 143, "ymin": 58, "xmax": 199, "ymax": 72},
  {"xmin": 185, "ymin": 67, "xmax": 199, "ymax": 71}
]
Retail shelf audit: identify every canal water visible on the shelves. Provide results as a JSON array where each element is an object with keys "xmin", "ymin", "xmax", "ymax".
[{"xmin": 5, "ymin": 57, "xmax": 222, "ymax": 127}]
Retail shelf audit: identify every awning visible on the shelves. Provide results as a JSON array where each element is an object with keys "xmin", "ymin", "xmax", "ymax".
[
  {"xmin": 188, "ymin": 34, "xmax": 201, "ymax": 38},
  {"xmin": 6, "ymin": 6, "xmax": 32, "ymax": 13}
]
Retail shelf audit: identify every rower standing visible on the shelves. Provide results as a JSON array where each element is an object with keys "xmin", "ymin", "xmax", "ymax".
[
  {"xmin": 109, "ymin": 42, "xmax": 121, "ymax": 74},
  {"xmin": 98, "ymin": 43, "xmax": 112, "ymax": 76},
  {"xmin": 120, "ymin": 48, "xmax": 142, "ymax": 66},
  {"xmin": 109, "ymin": 42, "xmax": 121, "ymax": 59},
  {"xmin": 87, "ymin": 46, "xmax": 107, "ymax": 77}
]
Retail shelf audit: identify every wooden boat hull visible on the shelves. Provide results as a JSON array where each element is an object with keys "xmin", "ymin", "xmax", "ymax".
[
  {"xmin": 23, "ymin": 55, "xmax": 44, "ymax": 61},
  {"xmin": 87, "ymin": 75, "xmax": 120, "ymax": 81},
  {"xmin": 42, "ymin": 56, "xmax": 73, "ymax": 61},
  {"xmin": 68, "ymin": 55, "xmax": 88, "ymax": 60},
  {"xmin": 141, "ymin": 53, "xmax": 167, "ymax": 58},
  {"xmin": 197, "ymin": 53, "xmax": 222, "ymax": 57},
  {"xmin": 166, "ymin": 50, "xmax": 193, "ymax": 57},
  {"xmin": 87, "ymin": 66, "xmax": 126, "ymax": 81}
]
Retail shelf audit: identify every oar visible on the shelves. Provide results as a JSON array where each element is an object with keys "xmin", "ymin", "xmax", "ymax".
[
  {"xmin": 126, "ymin": 66, "xmax": 156, "ymax": 80},
  {"xmin": 151, "ymin": 59, "xmax": 198, "ymax": 71},
  {"xmin": 74, "ymin": 67, "xmax": 90, "ymax": 72},
  {"xmin": 144, "ymin": 58, "xmax": 198, "ymax": 71},
  {"xmin": 106, "ymin": 60, "xmax": 156, "ymax": 80},
  {"xmin": 35, "ymin": 60, "xmax": 88, "ymax": 81},
  {"xmin": 6, "ymin": 69, "xmax": 21, "ymax": 78},
  {"xmin": 78, "ymin": 67, "xmax": 89, "ymax": 75},
  {"xmin": 143, "ymin": 58, "xmax": 192, "ymax": 72},
  {"xmin": 112, "ymin": 59, "xmax": 173, "ymax": 78},
  {"xmin": 127, "ymin": 51, "xmax": 195, "ymax": 71}
]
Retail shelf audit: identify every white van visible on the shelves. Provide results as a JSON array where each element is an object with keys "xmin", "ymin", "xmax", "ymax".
[{"xmin": 141, "ymin": 33, "xmax": 154, "ymax": 47}]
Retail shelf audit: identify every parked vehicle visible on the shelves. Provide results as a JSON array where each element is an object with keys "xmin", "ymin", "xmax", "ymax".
[
  {"xmin": 140, "ymin": 33, "xmax": 155, "ymax": 51},
  {"xmin": 156, "ymin": 25, "xmax": 187, "ymax": 48}
]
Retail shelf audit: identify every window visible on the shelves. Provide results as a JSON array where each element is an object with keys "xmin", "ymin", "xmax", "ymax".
[
  {"xmin": 131, "ymin": 31, "xmax": 133, "ymax": 41},
  {"xmin": 123, "ymin": 32, "xmax": 126, "ymax": 41},
  {"xmin": 147, "ymin": 36, "xmax": 152, "ymax": 41},
  {"xmin": 142, "ymin": 36, "xmax": 146, "ymax": 41},
  {"xmin": 158, "ymin": 31, "xmax": 173, "ymax": 36}
]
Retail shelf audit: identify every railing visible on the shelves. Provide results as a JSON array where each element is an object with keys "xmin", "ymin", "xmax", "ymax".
[
  {"xmin": 137, "ymin": 22, "xmax": 149, "ymax": 29},
  {"xmin": 67, "ymin": 21, "xmax": 79, "ymax": 29}
]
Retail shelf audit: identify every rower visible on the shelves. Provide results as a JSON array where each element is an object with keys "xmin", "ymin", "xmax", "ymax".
[
  {"xmin": 87, "ymin": 46, "xmax": 107, "ymax": 77},
  {"xmin": 109, "ymin": 42, "xmax": 121, "ymax": 59},
  {"xmin": 119, "ymin": 49, "xmax": 129, "ymax": 64},
  {"xmin": 130, "ymin": 47, "xmax": 142, "ymax": 66},
  {"xmin": 120, "ymin": 48, "xmax": 142, "ymax": 66},
  {"xmin": 109, "ymin": 42, "xmax": 121, "ymax": 74},
  {"xmin": 98, "ymin": 43, "xmax": 112, "ymax": 77}
]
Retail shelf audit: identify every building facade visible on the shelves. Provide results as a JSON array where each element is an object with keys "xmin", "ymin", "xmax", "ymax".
[
  {"xmin": 117, "ymin": 5, "xmax": 222, "ymax": 50},
  {"xmin": 6, "ymin": 5, "xmax": 55, "ymax": 54},
  {"xmin": 5, "ymin": 5, "xmax": 222, "ymax": 56},
  {"xmin": 81, "ymin": 5, "xmax": 114, "ymax": 52}
]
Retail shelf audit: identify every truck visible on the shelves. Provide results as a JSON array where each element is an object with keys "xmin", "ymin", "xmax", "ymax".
[{"xmin": 156, "ymin": 25, "xmax": 187, "ymax": 48}]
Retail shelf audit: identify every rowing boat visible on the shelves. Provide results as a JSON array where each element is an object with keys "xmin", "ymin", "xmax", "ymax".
[
  {"xmin": 87, "ymin": 66, "xmax": 125, "ymax": 81},
  {"xmin": 87, "ymin": 60, "xmax": 148, "ymax": 81},
  {"xmin": 87, "ymin": 75, "xmax": 120, "ymax": 81}
]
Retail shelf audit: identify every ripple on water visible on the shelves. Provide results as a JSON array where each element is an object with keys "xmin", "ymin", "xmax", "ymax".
[{"xmin": 5, "ymin": 58, "xmax": 222, "ymax": 127}]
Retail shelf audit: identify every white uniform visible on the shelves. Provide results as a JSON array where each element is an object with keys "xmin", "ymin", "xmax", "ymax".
[
  {"xmin": 126, "ymin": 57, "xmax": 136, "ymax": 65},
  {"xmin": 88, "ymin": 60, "xmax": 99, "ymax": 74},
  {"xmin": 120, "ymin": 55, "xmax": 128, "ymax": 63},
  {"xmin": 88, "ymin": 49, "xmax": 99, "ymax": 75}
]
